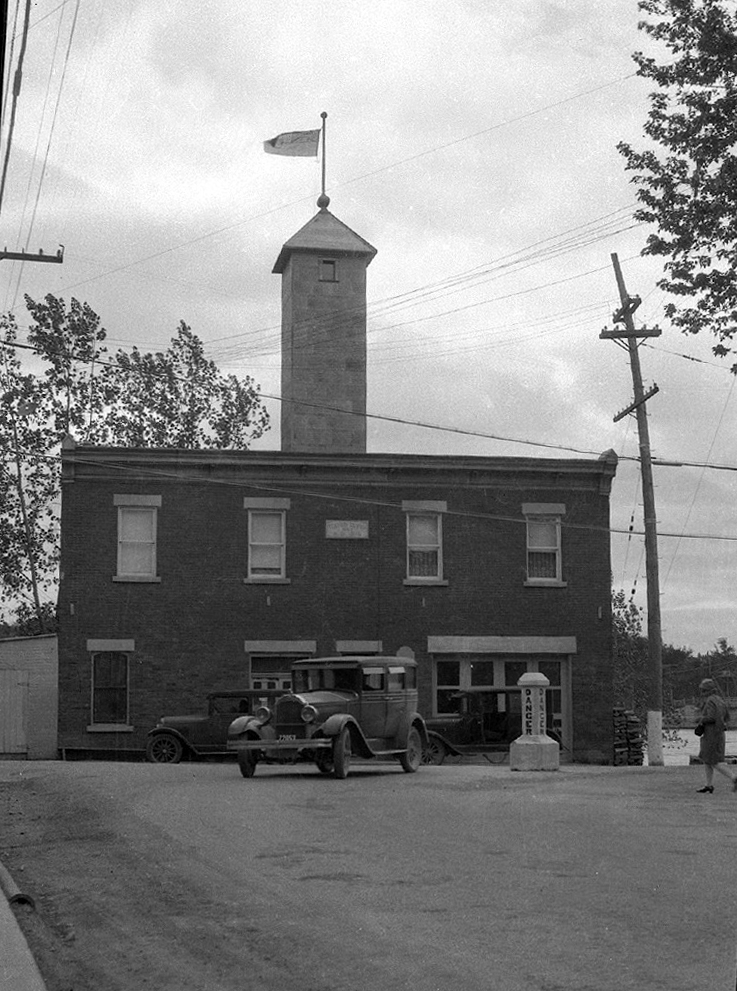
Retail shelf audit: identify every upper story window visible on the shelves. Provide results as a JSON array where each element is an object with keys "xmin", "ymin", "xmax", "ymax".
[
  {"xmin": 319, "ymin": 258, "xmax": 337, "ymax": 282},
  {"xmin": 523, "ymin": 503, "xmax": 566, "ymax": 586},
  {"xmin": 114, "ymin": 495, "xmax": 161, "ymax": 582},
  {"xmin": 244, "ymin": 498, "xmax": 291, "ymax": 582},
  {"xmin": 403, "ymin": 501, "xmax": 447, "ymax": 584}
]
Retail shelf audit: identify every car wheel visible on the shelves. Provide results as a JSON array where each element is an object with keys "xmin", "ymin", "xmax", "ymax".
[
  {"xmin": 399, "ymin": 727, "xmax": 422, "ymax": 773},
  {"xmin": 146, "ymin": 735, "xmax": 184, "ymax": 764},
  {"xmin": 238, "ymin": 749, "xmax": 258, "ymax": 778},
  {"xmin": 315, "ymin": 751, "xmax": 334, "ymax": 774},
  {"xmin": 422, "ymin": 735, "xmax": 447, "ymax": 766},
  {"xmin": 332, "ymin": 727, "xmax": 352, "ymax": 779}
]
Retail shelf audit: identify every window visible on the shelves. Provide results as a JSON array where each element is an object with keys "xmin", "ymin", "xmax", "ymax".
[
  {"xmin": 523, "ymin": 503, "xmax": 565, "ymax": 585},
  {"xmin": 436, "ymin": 660, "xmax": 461, "ymax": 713},
  {"xmin": 403, "ymin": 501, "xmax": 446, "ymax": 584},
  {"xmin": 249, "ymin": 511, "xmax": 285, "ymax": 577},
  {"xmin": 319, "ymin": 258, "xmax": 337, "ymax": 282},
  {"xmin": 91, "ymin": 651, "xmax": 129, "ymax": 725},
  {"xmin": 362, "ymin": 668, "xmax": 385, "ymax": 691},
  {"xmin": 244, "ymin": 498, "xmax": 290, "ymax": 582},
  {"xmin": 114, "ymin": 495, "xmax": 161, "ymax": 581}
]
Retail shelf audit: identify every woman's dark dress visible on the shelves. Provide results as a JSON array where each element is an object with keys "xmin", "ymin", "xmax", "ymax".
[{"xmin": 699, "ymin": 693, "xmax": 729, "ymax": 766}]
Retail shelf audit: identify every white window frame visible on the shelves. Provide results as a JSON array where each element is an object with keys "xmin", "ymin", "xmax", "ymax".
[
  {"xmin": 113, "ymin": 495, "xmax": 161, "ymax": 582},
  {"xmin": 402, "ymin": 501, "xmax": 447, "ymax": 585},
  {"xmin": 244, "ymin": 498, "xmax": 291, "ymax": 582},
  {"xmin": 523, "ymin": 503, "xmax": 566, "ymax": 587}
]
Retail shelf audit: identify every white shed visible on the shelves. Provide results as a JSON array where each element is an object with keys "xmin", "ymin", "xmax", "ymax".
[{"xmin": 0, "ymin": 634, "xmax": 58, "ymax": 759}]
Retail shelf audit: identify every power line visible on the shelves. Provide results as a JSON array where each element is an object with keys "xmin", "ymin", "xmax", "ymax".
[
  {"xmin": 0, "ymin": 0, "xmax": 31, "ymax": 214},
  {"xmin": 18, "ymin": 72, "xmax": 640, "ymax": 300},
  {"xmin": 10, "ymin": 0, "xmax": 80, "ymax": 309},
  {"xmin": 3, "ymin": 333, "xmax": 737, "ymax": 473},
  {"xmin": 19, "ymin": 446, "xmax": 737, "ymax": 543}
]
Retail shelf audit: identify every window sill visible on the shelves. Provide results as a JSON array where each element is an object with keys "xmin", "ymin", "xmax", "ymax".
[
  {"xmin": 243, "ymin": 577, "xmax": 291, "ymax": 584},
  {"xmin": 112, "ymin": 575, "xmax": 161, "ymax": 583},
  {"xmin": 86, "ymin": 725, "xmax": 134, "ymax": 733},
  {"xmin": 524, "ymin": 580, "xmax": 567, "ymax": 588},
  {"xmin": 403, "ymin": 578, "xmax": 448, "ymax": 587}
]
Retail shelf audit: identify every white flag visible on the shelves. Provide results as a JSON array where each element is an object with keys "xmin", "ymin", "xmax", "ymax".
[{"xmin": 263, "ymin": 129, "xmax": 320, "ymax": 157}]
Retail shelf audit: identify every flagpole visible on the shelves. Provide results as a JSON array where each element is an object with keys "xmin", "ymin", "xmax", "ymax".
[{"xmin": 321, "ymin": 112, "xmax": 327, "ymax": 198}]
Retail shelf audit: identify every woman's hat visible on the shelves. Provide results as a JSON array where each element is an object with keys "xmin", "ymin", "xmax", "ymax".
[{"xmin": 699, "ymin": 678, "xmax": 718, "ymax": 691}]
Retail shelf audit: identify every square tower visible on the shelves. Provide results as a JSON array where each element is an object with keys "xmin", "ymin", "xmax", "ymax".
[{"xmin": 273, "ymin": 204, "xmax": 376, "ymax": 453}]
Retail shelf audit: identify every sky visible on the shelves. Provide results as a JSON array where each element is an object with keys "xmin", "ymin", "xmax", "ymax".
[{"xmin": 1, "ymin": 0, "xmax": 734, "ymax": 655}]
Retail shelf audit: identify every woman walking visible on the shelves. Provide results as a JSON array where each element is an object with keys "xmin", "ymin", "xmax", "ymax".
[{"xmin": 695, "ymin": 678, "xmax": 737, "ymax": 793}]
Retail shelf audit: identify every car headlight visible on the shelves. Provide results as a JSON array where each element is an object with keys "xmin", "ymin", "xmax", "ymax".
[
  {"xmin": 300, "ymin": 704, "xmax": 318, "ymax": 723},
  {"xmin": 255, "ymin": 705, "xmax": 272, "ymax": 725}
]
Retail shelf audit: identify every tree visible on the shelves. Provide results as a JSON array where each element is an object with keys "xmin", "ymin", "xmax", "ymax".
[
  {"xmin": 0, "ymin": 295, "xmax": 270, "ymax": 625},
  {"xmin": 612, "ymin": 589, "xmax": 649, "ymax": 718},
  {"xmin": 0, "ymin": 601, "xmax": 58, "ymax": 638},
  {"xmin": 618, "ymin": 0, "xmax": 737, "ymax": 368},
  {"xmin": 0, "ymin": 316, "xmax": 58, "ymax": 624}
]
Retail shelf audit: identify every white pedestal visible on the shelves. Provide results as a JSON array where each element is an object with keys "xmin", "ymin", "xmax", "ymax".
[{"xmin": 509, "ymin": 733, "xmax": 560, "ymax": 771}]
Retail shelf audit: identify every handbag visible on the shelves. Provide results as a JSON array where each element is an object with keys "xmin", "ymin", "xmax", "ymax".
[{"xmin": 694, "ymin": 723, "xmax": 704, "ymax": 737}]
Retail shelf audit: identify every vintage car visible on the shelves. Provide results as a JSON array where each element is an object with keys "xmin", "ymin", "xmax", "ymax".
[
  {"xmin": 227, "ymin": 656, "xmax": 428, "ymax": 779},
  {"xmin": 423, "ymin": 689, "xmax": 562, "ymax": 765},
  {"xmin": 145, "ymin": 690, "xmax": 285, "ymax": 763}
]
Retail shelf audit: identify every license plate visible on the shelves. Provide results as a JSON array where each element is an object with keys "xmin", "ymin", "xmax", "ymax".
[{"xmin": 278, "ymin": 734, "xmax": 297, "ymax": 742}]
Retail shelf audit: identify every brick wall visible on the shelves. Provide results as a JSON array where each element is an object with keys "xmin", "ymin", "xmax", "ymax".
[{"xmin": 58, "ymin": 448, "xmax": 615, "ymax": 761}]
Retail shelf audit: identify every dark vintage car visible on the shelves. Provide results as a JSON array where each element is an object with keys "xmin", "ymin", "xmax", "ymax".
[
  {"xmin": 145, "ymin": 690, "xmax": 286, "ymax": 763},
  {"xmin": 227, "ymin": 656, "xmax": 428, "ymax": 779},
  {"xmin": 423, "ymin": 689, "xmax": 562, "ymax": 765}
]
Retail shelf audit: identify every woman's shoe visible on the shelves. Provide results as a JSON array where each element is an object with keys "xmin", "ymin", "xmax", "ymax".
[{"xmin": 697, "ymin": 786, "xmax": 714, "ymax": 793}]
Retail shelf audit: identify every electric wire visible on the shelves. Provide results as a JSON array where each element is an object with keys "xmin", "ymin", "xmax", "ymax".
[
  {"xmin": 4, "ymin": 0, "xmax": 67, "ymax": 310},
  {"xmin": 1, "ymin": 0, "xmax": 21, "ymax": 124},
  {"xmin": 2, "ymin": 331, "xmax": 736, "ymax": 474},
  {"xmin": 10, "ymin": 0, "xmax": 81, "ymax": 310},
  {"xmin": 0, "ymin": 0, "xmax": 31, "ymax": 215},
  {"xmin": 21, "ymin": 446, "xmax": 737, "ymax": 543},
  {"xmin": 662, "ymin": 373, "xmax": 736, "ymax": 588},
  {"xmin": 23, "ymin": 72, "xmax": 640, "ymax": 301}
]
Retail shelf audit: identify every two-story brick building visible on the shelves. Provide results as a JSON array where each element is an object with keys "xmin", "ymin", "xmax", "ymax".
[{"xmin": 57, "ymin": 194, "xmax": 618, "ymax": 762}]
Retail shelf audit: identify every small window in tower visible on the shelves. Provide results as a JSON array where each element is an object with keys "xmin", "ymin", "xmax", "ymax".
[{"xmin": 319, "ymin": 259, "xmax": 337, "ymax": 282}]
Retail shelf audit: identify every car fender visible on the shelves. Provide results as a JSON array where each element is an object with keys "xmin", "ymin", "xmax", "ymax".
[
  {"xmin": 426, "ymin": 729, "xmax": 462, "ymax": 757},
  {"xmin": 229, "ymin": 717, "xmax": 275, "ymax": 742},
  {"xmin": 395, "ymin": 712, "xmax": 429, "ymax": 749},
  {"xmin": 228, "ymin": 714, "xmax": 262, "ymax": 737},
  {"xmin": 146, "ymin": 727, "xmax": 194, "ymax": 755},
  {"xmin": 320, "ymin": 714, "xmax": 373, "ymax": 758}
]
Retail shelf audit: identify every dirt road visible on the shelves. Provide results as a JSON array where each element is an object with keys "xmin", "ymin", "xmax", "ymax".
[
  {"xmin": 2, "ymin": 759, "xmax": 736, "ymax": 991},
  {"xmin": 1, "ymin": 762, "xmax": 308, "ymax": 991}
]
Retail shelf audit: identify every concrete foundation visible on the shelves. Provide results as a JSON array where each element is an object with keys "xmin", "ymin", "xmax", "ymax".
[{"xmin": 509, "ymin": 734, "xmax": 560, "ymax": 771}]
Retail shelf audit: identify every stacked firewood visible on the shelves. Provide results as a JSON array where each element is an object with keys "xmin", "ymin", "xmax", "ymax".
[{"xmin": 613, "ymin": 707, "xmax": 644, "ymax": 766}]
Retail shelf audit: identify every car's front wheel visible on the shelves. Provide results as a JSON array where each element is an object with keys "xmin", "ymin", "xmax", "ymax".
[
  {"xmin": 237, "ymin": 748, "xmax": 258, "ymax": 778},
  {"xmin": 146, "ymin": 734, "xmax": 184, "ymax": 764},
  {"xmin": 332, "ymin": 727, "xmax": 352, "ymax": 779},
  {"xmin": 399, "ymin": 727, "xmax": 422, "ymax": 773},
  {"xmin": 422, "ymin": 734, "xmax": 447, "ymax": 766},
  {"xmin": 315, "ymin": 750, "xmax": 334, "ymax": 774}
]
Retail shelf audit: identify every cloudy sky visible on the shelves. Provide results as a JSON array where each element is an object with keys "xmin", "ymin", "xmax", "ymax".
[{"xmin": 1, "ymin": 0, "xmax": 734, "ymax": 654}]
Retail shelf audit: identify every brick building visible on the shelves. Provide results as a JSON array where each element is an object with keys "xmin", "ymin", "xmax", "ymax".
[{"xmin": 57, "ymin": 196, "xmax": 619, "ymax": 762}]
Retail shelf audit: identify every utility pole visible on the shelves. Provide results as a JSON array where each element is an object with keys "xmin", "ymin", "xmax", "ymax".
[
  {"xmin": 600, "ymin": 252, "xmax": 664, "ymax": 767},
  {"xmin": 0, "ymin": 245, "xmax": 64, "ymax": 263}
]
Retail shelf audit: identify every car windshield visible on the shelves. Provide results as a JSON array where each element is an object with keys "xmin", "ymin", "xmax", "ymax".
[
  {"xmin": 293, "ymin": 667, "xmax": 360, "ymax": 693},
  {"xmin": 211, "ymin": 696, "xmax": 251, "ymax": 715}
]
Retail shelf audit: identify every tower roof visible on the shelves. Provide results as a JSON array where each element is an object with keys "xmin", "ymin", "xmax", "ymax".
[{"xmin": 272, "ymin": 207, "xmax": 377, "ymax": 274}]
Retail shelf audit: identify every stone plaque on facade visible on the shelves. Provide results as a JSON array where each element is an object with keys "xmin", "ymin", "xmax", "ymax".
[{"xmin": 325, "ymin": 520, "xmax": 369, "ymax": 539}]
